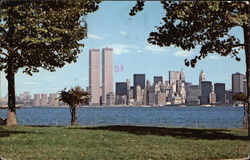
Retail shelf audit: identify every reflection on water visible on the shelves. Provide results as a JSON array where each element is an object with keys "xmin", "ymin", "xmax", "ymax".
[{"xmin": 0, "ymin": 106, "xmax": 243, "ymax": 128}]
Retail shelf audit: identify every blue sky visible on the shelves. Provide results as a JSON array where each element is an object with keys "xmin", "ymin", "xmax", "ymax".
[{"xmin": 0, "ymin": 1, "xmax": 246, "ymax": 97}]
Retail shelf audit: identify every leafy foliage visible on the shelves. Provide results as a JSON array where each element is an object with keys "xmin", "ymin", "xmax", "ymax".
[
  {"xmin": 58, "ymin": 86, "xmax": 89, "ymax": 107},
  {"xmin": 0, "ymin": 1, "xmax": 99, "ymax": 75},
  {"xmin": 233, "ymin": 93, "xmax": 248, "ymax": 103},
  {"xmin": 58, "ymin": 86, "xmax": 89, "ymax": 125},
  {"xmin": 130, "ymin": 1, "xmax": 249, "ymax": 67}
]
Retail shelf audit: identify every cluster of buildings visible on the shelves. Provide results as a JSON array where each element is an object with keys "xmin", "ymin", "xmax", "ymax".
[
  {"xmin": 0, "ymin": 47, "xmax": 247, "ymax": 107},
  {"xmin": 1, "ymin": 92, "xmax": 61, "ymax": 107},
  {"xmin": 113, "ymin": 71, "xmax": 247, "ymax": 106},
  {"xmin": 89, "ymin": 48, "xmax": 247, "ymax": 106}
]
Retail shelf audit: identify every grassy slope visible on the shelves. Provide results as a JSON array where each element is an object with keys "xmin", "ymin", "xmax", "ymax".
[{"xmin": 0, "ymin": 126, "xmax": 249, "ymax": 160}]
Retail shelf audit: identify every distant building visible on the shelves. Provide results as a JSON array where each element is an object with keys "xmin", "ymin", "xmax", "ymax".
[
  {"xmin": 148, "ymin": 86, "xmax": 155, "ymax": 106},
  {"xmin": 17, "ymin": 92, "xmax": 32, "ymax": 106},
  {"xmin": 144, "ymin": 80, "xmax": 151, "ymax": 105},
  {"xmin": 133, "ymin": 74, "xmax": 145, "ymax": 98},
  {"xmin": 33, "ymin": 94, "xmax": 41, "ymax": 106},
  {"xmin": 106, "ymin": 92, "xmax": 115, "ymax": 106},
  {"xmin": 115, "ymin": 82, "xmax": 127, "ymax": 105},
  {"xmin": 225, "ymin": 90, "xmax": 233, "ymax": 105},
  {"xmin": 116, "ymin": 82, "xmax": 127, "ymax": 96},
  {"xmin": 186, "ymin": 85, "xmax": 200, "ymax": 105},
  {"xmin": 155, "ymin": 92, "xmax": 166, "ymax": 106},
  {"xmin": 169, "ymin": 70, "xmax": 185, "ymax": 96},
  {"xmin": 214, "ymin": 83, "xmax": 225, "ymax": 105},
  {"xmin": 169, "ymin": 70, "xmax": 185, "ymax": 85},
  {"xmin": 232, "ymin": 72, "xmax": 245, "ymax": 94},
  {"xmin": 89, "ymin": 49, "xmax": 101, "ymax": 105},
  {"xmin": 102, "ymin": 48, "xmax": 113, "ymax": 105},
  {"xmin": 40, "ymin": 94, "xmax": 48, "ymax": 106},
  {"xmin": 126, "ymin": 79, "xmax": 130, "ymax": 105},
  {"xmin": 199, "ymin": 70, "xmax": 205, "ymax": 88},
  {"xmin": 116, "ymin": 95, "xmax": 127, "ymax": 105},
  {"xmin": 172, "ymin": 96, "xmax": 182, "ymax": 105},
  {"xmin": 209, "ymin": 92, "xmax": 216, "ymax": 104},
  {"xmin": 135, "ymin": 85, "xmax": 143, "ymax": 105},
  {"xmin": 200, "ymin": 81, "xmax": 212, "ymax": 105},
  {"xmin": 153, "ymin": 76, "xmax": 163, "ymax": 85},
  {"xmin": 48, "ymin": 93, "xmax": 58, "ymax": 106},
  {"xmin": 243, "ymin": 80, "xmax": 247, "ymax": 95}
]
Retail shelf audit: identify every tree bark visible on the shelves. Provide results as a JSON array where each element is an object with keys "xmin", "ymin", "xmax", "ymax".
[
  {"xmin": 70, "ymin": 106, "xmax": 77, "ymax": 125},
  {"xmin": 243, "ymin": 5, "xmax": 250, "ymax": 139},
  {"xmin": 6, "ymin": 69, "xmax": 17, "ymax": 126},
  {"xmin": 243, "ymin": 103, "xmax": 248, "ymax": 129}
]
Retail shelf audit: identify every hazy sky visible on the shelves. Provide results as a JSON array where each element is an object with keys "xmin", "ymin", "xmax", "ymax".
[{"xmin": 0, "ymin": 1, "xmax": 246, "ymax": 97}]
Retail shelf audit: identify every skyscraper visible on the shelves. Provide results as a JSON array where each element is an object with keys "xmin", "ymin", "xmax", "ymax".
[
  {"xmin": 243, "ymin": 80, "xmax": 247, "ymax": 95},
  {"xmin": 153, "ymin": 76, "xmax": 163, "ymax": 85},
  {"xmin": 232, "ymin": 72, "xmax": 245, "ymax": 94},
  {"xmin": 102, "ymin": 48, "xmax": 113, "ymax": 105},
  {"xmin": 169, "ymin": 70, "xmax": 185, "ymax": 94},
  {"xmin": 126, "ymin": 79, "xmax": 130, "ymax": 105},
  {"xmin": 133, "ymin": 74, "xmax": 145, "ymax": 99},
  {"xmin": 89, "ymin": 49, "xmax": 101, "ymax": 105},
  {"xmin": 169, "ymin": 71, "xmax": 185, "ymax": 85},
  {"xmin": 199, "ymin": 70, "xmax": 205, "ymax": 88},
  {"xmin": 186, "ymin": 85, "xmax": 200, "ymax": 105},
  {"xmin": 200, "ymin": 81, "xmax": 212, "ymax": 105},
  {"xmin": 214, "ymin": 83, "xmax": 226, "ymax": 105},
  {"xmin": 116, "ymin": 82, "xmax": 127, "ymax": 96}
]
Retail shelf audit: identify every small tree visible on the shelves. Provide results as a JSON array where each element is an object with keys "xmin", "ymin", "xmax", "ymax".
[
  {"xmin": 58, "ymin": 86, "xmax": 89, "ymax": 125},
  {"xmin": 233, "ymin": 93, "xmax": 248, "ymax": 128}
]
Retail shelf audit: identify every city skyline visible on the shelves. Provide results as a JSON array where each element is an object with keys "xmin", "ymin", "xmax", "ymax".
[{"xmin": 0, "ymin": 1, "xmax": 245, "ymax": 97}]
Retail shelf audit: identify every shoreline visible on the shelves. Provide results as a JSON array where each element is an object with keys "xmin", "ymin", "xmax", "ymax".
[{"xmin": 0, "ymin": 105, "xmax": 241, "ymax": 109}]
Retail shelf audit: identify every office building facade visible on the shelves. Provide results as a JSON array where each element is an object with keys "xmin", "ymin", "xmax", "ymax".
[
  {"xmin": 200, "ymin": 81, "xmax": 212, "ymax": 105},
  {"xmin": 116, "ymin": 82, "xmax": 127, "ymax": 96},
  {"xmin": 232, "ymin": 72, "xmax": 245, "ymax": 94},
  {"xmin": 89, "ymin": 49, "xmax": 101, "ymax": 105},
  {"xmin": 153, "ymin": 76, "xmax": 163, "ymax": 85},
  {"xmin": 214, "ymin": 83, "xmax": 225, "ymax": 105},
  {"xmin": 102, "ymin": 48, "xmax": 113, "ymax": 105},
  {"xmin": 199, "ymin": 70, "xmax": 205, "ymax": 87},
  {"xmin": 133, "ymin": 74, "xmax": 145, "ymax": 99}
]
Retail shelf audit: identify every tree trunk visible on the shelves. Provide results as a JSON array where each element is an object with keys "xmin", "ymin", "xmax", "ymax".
[
  {"xmin": 70, "ymin": 106, "xmax": 77, "ymax": 125},
  {"xmin": 244, "ymin": 5, "xmax": 250, "ymax": 139},
  {"xmin": 243, "ymin": 103, "xmax": 248, "ymax": 129},
  {"xmin": 6, "ymin": 70, "xmax": 17, "ymax": 126}
]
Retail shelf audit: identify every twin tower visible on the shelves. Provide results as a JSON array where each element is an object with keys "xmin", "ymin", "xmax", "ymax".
[{"xmin": 89, "ymin": 48, "xmax": 113, "ymax": 105}]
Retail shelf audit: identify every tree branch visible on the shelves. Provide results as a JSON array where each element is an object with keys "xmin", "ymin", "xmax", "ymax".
[
  {"xmin": 232, "ymin": 44, "xmax": 245, "ymax": 48},
  {"xmin": 0, "ymin": 52, "xmax": 8, "ymax": 57},
  {"xmin": 0, "ymin": 26, "xmax": 8, "ymax": 36}
]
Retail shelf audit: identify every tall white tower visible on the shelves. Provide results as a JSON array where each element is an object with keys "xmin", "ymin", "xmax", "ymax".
[
  {"xmin": 199, "ymin": 70, "xmax": 205, "ymax": 88},
  {"xmin": 102, "ymin": 48, "xmax": 113, "ymax": 105},
  {"xmin": 89, "ymin": 49, "xmax": 101, "ymax": 105}
]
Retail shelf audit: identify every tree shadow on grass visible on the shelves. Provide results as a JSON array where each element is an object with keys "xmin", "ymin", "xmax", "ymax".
[
  {"xmin": 0, "ymin": 127, "xmax": 44, "ymax": 138},
  {"xmin": 70, "ymin": 125, "xmax": 247, "ymax": 141}
]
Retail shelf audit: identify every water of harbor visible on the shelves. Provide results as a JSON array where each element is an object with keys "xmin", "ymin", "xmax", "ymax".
[{"xmin": 0, "ymin": 106, "xmax": 244, "ymax": 128}]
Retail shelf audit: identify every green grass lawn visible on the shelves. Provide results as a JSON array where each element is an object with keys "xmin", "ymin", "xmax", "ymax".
[{"xmin": 0, "ymin": 125, "xmax": 249, "ymax": 160}]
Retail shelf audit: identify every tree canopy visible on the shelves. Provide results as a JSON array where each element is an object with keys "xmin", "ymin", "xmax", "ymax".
[
  {"xmin": 0, "ymin": 1, "xmax": 99, "ymax": 75},
  {"xmin": 58, "ymin": 86, "xmax": 89, "ymax": 107},
  {"xmin": 130, "ymin": 1, "xmax": 249, "ymax": 67}
]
